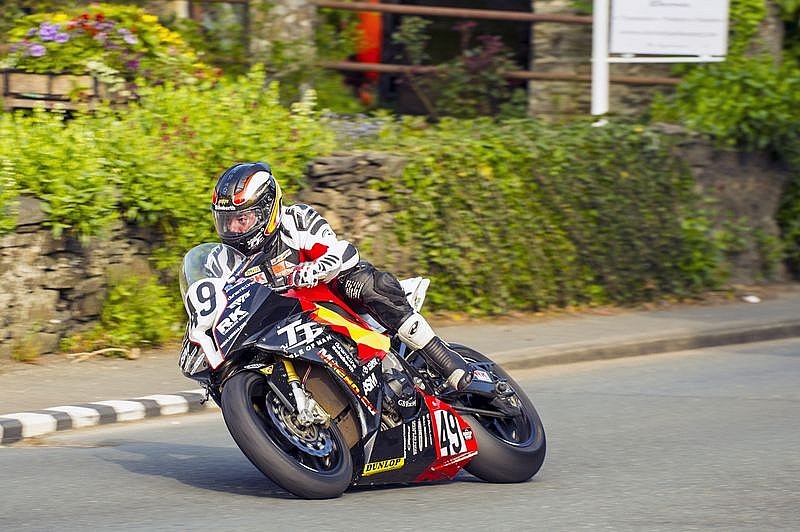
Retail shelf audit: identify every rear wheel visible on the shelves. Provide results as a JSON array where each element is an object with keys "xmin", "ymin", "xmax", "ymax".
[
  {"xmin": 221, "ymin": 371, "xmax": 353, "ymax": 499},
  {"xmin": 451, "ymin": 344, "xmax": 546, "ymax": 483}
]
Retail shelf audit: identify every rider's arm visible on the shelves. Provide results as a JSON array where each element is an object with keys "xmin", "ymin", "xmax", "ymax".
[{"xmin": 285, "ymin": 204, "xmax": 359, "ymax": 285}]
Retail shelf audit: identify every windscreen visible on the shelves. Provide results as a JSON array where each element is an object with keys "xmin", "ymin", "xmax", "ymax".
[{"xmin": 179, "ymin": 243, "xmax": 245, "ymax": 299}]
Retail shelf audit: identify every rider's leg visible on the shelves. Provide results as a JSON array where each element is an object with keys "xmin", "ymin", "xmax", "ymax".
[{"xmin": 337, "ymin": 261, "xmax": 473, "ymax": 391}]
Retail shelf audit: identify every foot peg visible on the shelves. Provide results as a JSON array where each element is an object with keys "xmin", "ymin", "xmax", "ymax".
[{"xmin": 446, "ymin": 368, "xmax": 474, "ymax": 391}]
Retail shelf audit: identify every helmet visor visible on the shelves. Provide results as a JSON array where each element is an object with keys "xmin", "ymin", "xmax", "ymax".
[{"xmin": 213, "ymin": 207, "xmax": 266, "ymax": 238}]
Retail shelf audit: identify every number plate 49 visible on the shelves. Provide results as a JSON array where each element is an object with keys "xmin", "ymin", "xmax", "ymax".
[{"xmin": 432, "ymin": 407, "xmax": 476, "ymax": 459}]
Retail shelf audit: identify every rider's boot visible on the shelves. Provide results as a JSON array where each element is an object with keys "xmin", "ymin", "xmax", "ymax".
[{"xmin": 397, "ymin": 313, "xmax": 473, "ymax": 391}]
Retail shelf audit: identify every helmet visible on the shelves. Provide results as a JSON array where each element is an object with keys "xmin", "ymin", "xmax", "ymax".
[{"xmin": 211, "ymin": 162, "xmax": 283, "ymax": 255}]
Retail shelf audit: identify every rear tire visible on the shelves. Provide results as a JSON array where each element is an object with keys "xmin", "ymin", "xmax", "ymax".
[
  {"xmin": 221, "ymin": 371, "xmax": 353, "ymax": 499},
  {"xmin": 451, "ymin": 344, "xmax": 546, "ymax": 483}
]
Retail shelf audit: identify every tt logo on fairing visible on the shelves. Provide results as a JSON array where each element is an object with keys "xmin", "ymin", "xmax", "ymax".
[{"xmin": 278, "ymin": 319, "xmax": 325, "ymax": 348}]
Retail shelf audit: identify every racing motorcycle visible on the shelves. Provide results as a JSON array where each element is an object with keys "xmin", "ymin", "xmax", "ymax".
[{"xmin": 178, "ymin": 243, "xmax": 546, "ymax": 499}]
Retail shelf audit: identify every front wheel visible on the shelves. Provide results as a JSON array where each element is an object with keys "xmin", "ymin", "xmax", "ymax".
[
  {"xmin": 221, "ymin": 371, "xmax": 353, "ymax": 499},
  {"xmin": 451, "ymin": 344, "xmax": 546, "ymax": 483}
]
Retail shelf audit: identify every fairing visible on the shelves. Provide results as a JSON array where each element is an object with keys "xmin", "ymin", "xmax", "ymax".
[{"xmin": 178, "ymin": 243, "xmax": 479, "ymax": 486}]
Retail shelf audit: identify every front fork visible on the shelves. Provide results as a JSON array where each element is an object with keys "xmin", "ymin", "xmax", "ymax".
[{"xmin": 281, "ymin": 357, "xmax": 331, "ymax": 428}]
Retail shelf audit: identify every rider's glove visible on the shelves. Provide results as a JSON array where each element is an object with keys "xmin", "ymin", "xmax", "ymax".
[{"xmin": 290, "ymin": 261, "xmax": 322, "ymax": 288}]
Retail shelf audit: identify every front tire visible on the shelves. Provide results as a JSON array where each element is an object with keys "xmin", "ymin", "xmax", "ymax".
[
  {"xmin": 221, "ymin": 371, "xmax": 353, "ymax": 499},
  {"xmin": 451, "ymin": 344, "xmax": 546, "ymax": 483}
]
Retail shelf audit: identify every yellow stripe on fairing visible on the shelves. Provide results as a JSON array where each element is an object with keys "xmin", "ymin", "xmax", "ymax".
[{"xmin": 313, "ymin": 306, "xmax": 390, "ymax": 352}]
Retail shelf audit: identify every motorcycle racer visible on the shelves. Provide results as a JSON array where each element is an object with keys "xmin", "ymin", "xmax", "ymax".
[{"xmin": 211, "ymin": 161, "xmax": 474, "ymax": 392}]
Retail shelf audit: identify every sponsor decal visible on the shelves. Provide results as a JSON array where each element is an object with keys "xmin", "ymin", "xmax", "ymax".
[
  {"xmin": 473, "ymin": 369, "xmax": 493, "ymax": 383},
  {"xmin": 260, "ymin": 364, "xmax": 275, "ymax": 375},
  {"xmin": 318, "ymin": 349, "xmax": 377, "ymax": 415},
  {"xmin": 362, "ymin": 357, "xmax": 380, "ymax": 375},
  {"xmin": 220, "ymin": 321, "xmax": 247, "ymax": 348},
  {"xmin": 409, "ymin": 321, "xmax": 419, "ymax": 336},
  {"xmin": 362, "ymin": 373, "xmax": 378, "ymax": 394},
  {"xmin": 247, "ymin": 272, "xmax": 268, "ymax": 285},
  {"xmin": 278, "ymin": 318, "xmax": 325, "ymax": 348},
  {"xmin": 225, "ymin": 277, "xmax": 249, "ymax": 296},
  {"xmin": 228, "ymin": 291, "xmax": 251, "ymax": 308},
  {"xmin": 363, "ymin": 457, "xmax": 405, "ymax": 477},
  {"xmin": 462, "ymin": 427, "xmax": 473, "ymax": 441},
  {"xmin": 270, "ymin": 249, "xmax": 292, "ymax": 265},
  {"xmin": 397, "ymin": 396, "xmax": 417, "ymax": 408},
  {"xmin": 244, "ymin": 266, "xmax": 262, "ymax": 277},
  {"xmin": 404, "ymin": 414, "xmax": 434, "ymax": 456},
  {"xmin": 330, "ymin": 341, "xmax": 358, "ymax": 373},
  {"xmin": 216, "ymin": 307, "xmax": 248, "ymax": 335},
  {"xmin": 247, "ymin": 232, "xmax": 265, "ymax": 249},
  {"xmin": 270, "ymin": 249, "xmax": 297, "ymax": 278}
]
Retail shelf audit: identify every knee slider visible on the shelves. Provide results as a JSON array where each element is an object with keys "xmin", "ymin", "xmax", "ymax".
[{"xmin": 349, "ymin": 265, "xmax": 413, "ymax": 331}]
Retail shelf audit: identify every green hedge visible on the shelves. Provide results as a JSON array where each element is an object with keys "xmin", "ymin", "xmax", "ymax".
[
  {"xmin": 0, "ymin": 66, "xmax": 336, "ymax": 271},
  {"xmin": 363, "ymin": 117, "xmax": 725, "ymax": 313},
  {"xmin": 0, "ymin": 75, "xmax": 730, "ymax": 345}
]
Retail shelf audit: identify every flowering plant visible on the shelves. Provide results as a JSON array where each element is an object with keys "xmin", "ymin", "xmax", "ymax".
[{"xmin": 1, "ymin": 3, "xmax": 219, "ymax": 97}]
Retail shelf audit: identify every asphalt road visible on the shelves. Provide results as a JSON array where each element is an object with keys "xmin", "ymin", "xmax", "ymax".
[{"xmin": 2, "ymin": 339, "xmax": 799, "ymax": 531}]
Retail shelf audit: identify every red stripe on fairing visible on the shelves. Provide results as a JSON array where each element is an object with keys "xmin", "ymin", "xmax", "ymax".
[
  {"xmin": 291, "ymin": 284, "xmax": 387, "ymax": 362},
  {"xmin": 413, "ymin": 395, "xmax": 479, "ymax": 482},
  {"xmin": 292, "ymin": 284, "xmax": 371, "ymax": 328}
]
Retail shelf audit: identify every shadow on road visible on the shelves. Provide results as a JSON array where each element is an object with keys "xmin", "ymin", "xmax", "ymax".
[
  {"xmin": 100, "ymin": 439, "xmax": 483, "ymax": 499},
  {"xmin": 99, "ymin": 440, "xmax": 299, "ymax": 499}
]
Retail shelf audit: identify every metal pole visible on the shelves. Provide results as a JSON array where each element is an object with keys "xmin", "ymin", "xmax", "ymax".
[
  {"xmin": 319, "ymin": 61, "xmax": 680, "ymax": 85},
  {"xmin": 591, "ymin": 0, "xmax": 610, "ymax": 115}
]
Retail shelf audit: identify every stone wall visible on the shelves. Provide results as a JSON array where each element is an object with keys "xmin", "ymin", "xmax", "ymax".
[
  {"xmin": 0, "ymin": 145, "xmax": 790, "ymax": 358},
  {"xmin": 295, "ymin": 152, "xmax": 413, "ymax": 273},
  {"xmin": 0, "ymin": 198, "xmax": 155, "ymax": 359},
  {"xmin": 666, "ymin": 128, "xmax": 791, "ymax": 283}
]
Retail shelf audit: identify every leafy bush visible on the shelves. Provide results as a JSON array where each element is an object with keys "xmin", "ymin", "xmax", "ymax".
[
  {"xmin": 0, "ymin": 66, "xmax": 336, "ymax": 268},
  {"xmin": 1, "ymin": 3, "xmax": 219, "ymax": 97},
  {"xmin": 391, "ymin": 17, "xmax": 526, "ymax": 119},
  {"xmin": 651, "ymin": 55, "xmax": 800, "ymax": 162},
  {"xmin": 650, "ymin": 0, "xmax": 800, "ymax": 278},
  {"xmin": 0, "ymin": 71, "xmax": 729, "ymax": 340},
  {"xmin": 1, "ymin": 67, "xmax": 336, "ymax": 348},
  {"xmin": 362, "ymin": 117, "xmax": 725, "ymax": 312},
  {"xmin": 61, "ymin": 273, "xmax": 184, "ymax": 350},
  {"xmin": 99, "ymin": 272, "xmax": 183, "ymax": 346}
]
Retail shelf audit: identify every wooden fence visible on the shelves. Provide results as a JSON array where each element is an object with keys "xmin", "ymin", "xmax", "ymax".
[
  {"xmin": 313, "ymin": 1, "xmax": 679, "ymax": 87},
  {"xmin": 181, "ymin": 0, "xmax": 679, "ymax": 86}
]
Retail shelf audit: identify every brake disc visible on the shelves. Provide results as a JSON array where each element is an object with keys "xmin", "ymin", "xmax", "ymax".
[{"xmin": 267, "ymin": 394, "xmax": 333, "ymax": 457}]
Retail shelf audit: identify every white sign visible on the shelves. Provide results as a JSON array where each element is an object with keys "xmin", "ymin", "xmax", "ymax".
[{"xmin": 610, "ymin": 0, "xmax": 729, "ymax": 56}]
